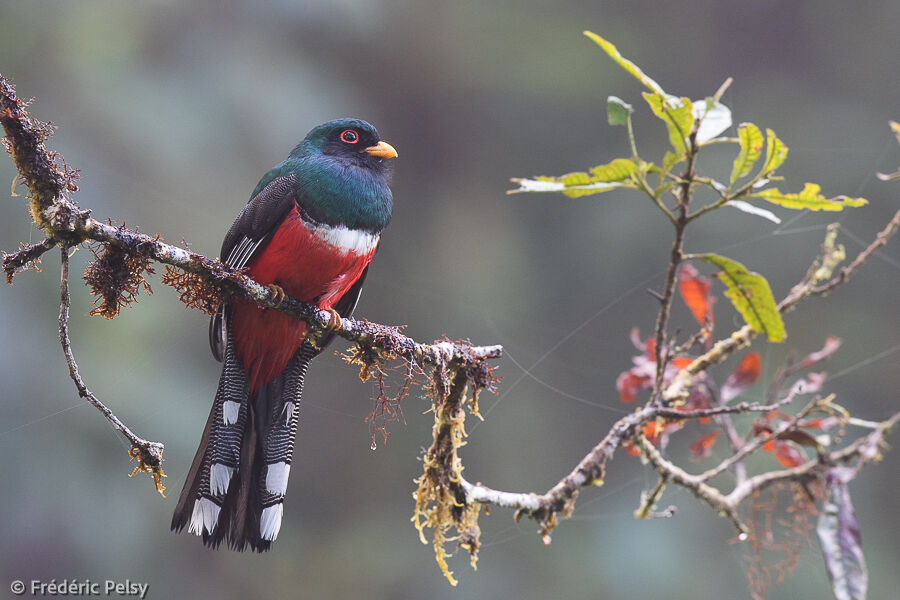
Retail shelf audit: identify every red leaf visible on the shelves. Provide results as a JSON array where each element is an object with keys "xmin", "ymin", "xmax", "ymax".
[
  {"xmin": 671, "ymin": 356, "xmax": 694, "ymax": 369},
  {"xmin": 679, "ymin": 263, "xmax": 715, "ymax": 326},
  {"xmin": 644, "ymin": 420, "xmax": 662, "ymax": 440},
  {"xmin": 762, "ymin": 439, "xmax": 775, "ymax": 452},
  {"xmin": 771, "ymin": 440, "xmax": 805, "ymax": 467},
  {"xmin": 689, "ymin": 430, "xmax": 720, "ymax": 461},
  {"xmin": 616, "ymin": 370, "xmax": 647, "ymax": 403},
  {"xmin": 720, "ymin": 352, "xmax": 762, "ymax": 403},
  {"xmin": 801, "ymin": 335, "xmax": 841, "ymax": 368},
  {"xmin": 622, "ymin": 440, "xmax": 640, "ymax": 457}
]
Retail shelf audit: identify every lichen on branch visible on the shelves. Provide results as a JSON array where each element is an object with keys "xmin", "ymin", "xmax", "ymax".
[{"xmin": 3, "ymin": 52, "xmax": 900, "ymax": 599}]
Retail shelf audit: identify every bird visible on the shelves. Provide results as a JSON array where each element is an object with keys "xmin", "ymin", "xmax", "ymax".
[{"xmin": 171, "ymin": 118, "xmax": 397, "ymax": 551}]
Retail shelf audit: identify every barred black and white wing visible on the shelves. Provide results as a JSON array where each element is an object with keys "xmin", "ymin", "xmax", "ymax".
[{"xmin": 209, "ymin": 175, "xmax": 298, "ymax": 361}]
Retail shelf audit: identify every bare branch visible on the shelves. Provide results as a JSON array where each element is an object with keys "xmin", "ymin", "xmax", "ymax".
[
  {"xmin": 650, "ymin": 127, "xmax": 699, "ymax": 401},
  {"xmin": 809, "ymin": 209, "xmax": 900, "ymax": 296},
  {"xmin": 58, "ymin": 246, "xmax": 166, "ymax": 496},
  {"xmin": 3, "ymin": 237, "xmax": 55, "ymax": 282},
  {"xmin": 634, "ymin": 475, "xmax": 672, "ymax": 519},
  {"xmin": 655, "ymin": 397, "xmax": 794, "ymax": 420},
  {"xmin": 460, "ymin": 405, "xmax": 658, "ymax": 535},
  {"xmin": 635, "ymin": 431, "xmax": 748, "ymax": 534}
]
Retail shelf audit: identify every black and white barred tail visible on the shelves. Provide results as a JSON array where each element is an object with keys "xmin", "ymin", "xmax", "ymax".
[{"xmin": 171, "ymin": 324, "xmax": 316, "ymax": 552}]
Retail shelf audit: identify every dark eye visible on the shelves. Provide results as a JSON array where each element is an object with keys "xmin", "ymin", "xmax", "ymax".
[{"xmin": 340, "ymin": 129, "xmax": 359, "ymax": 144}]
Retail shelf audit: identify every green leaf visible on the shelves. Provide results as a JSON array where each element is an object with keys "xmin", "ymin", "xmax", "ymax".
[
  {"xmin": 695, "ymin": 253, "xmax": 785, "ymax": 342},
  {"xmin": 644, "ymin": 93, "xmax": 694, "ymax": 155},
  {"xmin": 661, "ymin": 151, "xmax": 682, "ymax": 175},
  {"xmin": 752, "ymin": 183, "xmax": 868, "ymax": 211},
  {"xmin": 761, "ymin": 128, "xmax": 789, "ymax": 176},
  {"xmin": 583, "ymin": 31, "xmax": 667, "ymax": 96},
  {"xmin": 730, "ymin": 123, "xmax": 764, "ymax": 185},
  {"xmin": 508, "ymin": 158, "xmax": 638, "ymax": 197},
  {"xmin": 589, "ymin": 158, "xmax": 637, "ymax": 181},
  {"xmin": 607, "ymin": 96, "xmax": 633, "ymax": 126}
]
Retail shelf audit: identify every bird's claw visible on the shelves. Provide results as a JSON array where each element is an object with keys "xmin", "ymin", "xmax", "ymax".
[
  {"xmin": 267, "ymin": 284, "xmax": 286, "ymax": 307},
  {"xmin": 128, "ymin": 445, "xmax": 167, "ymax": 498},
  {"xmin": 325, "ymin": 308, "xmax": 342, "ymax": 332},
  {"xmin": 307, "ymin": 309, "xmax": 342, "ymax": 349}
]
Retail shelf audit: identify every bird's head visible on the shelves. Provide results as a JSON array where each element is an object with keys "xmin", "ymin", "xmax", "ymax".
[
  {"xmin": 296, "ymin": 118, "xmax": 397, "ymax": 171},
  {"xmin": 286, "ymin": 118, "xmax": 396, "ymax": 231}
]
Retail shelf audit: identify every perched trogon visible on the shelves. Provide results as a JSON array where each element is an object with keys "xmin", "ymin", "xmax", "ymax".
[{"xmin": 171, "ymin": 119, "xmax": 397, "ymax": 551}]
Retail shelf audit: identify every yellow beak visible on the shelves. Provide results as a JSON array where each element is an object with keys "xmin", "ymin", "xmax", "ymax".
[{"xmin": 363, "ymin": 140, "xmax": 398, "ymax": 159}]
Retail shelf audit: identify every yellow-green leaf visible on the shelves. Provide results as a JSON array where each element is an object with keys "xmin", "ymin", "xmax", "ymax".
[
  {"xmin": 607, "ymin": 96, "xmax": 633, "ymax": 126},
  {"xmin": 761, "ymin": 128, "xmax": 789, "ymax": 176},
  {"xmin": 696, "ymin": 253, "xmax": 785, "ymax": 342},
  {"xmin": 508, "ymin": 158, "xmax": 638, "ymax": 197},
  {"xmin": 891, "ymin": 120, "xmax": 900, "ymax": 146},
  {"xmin": 661, "ymin": 151, "xmax": 682, "ymax": 176},
  {"xmin": 730, "ymin": 123, "xmax": 764, "ymax": 185},
  {"xmin": 590, "ymin": 158, "xmax": 637, "ymax": 181},
  {"xmin": 644, "ymin": 93, "xmax": 694, "ymax": 155},
  {"xmin": 583, "ymin": 31, "xmax": 667, "ymax": 96},
  {"xmin": 752, "ymin": 183, "xmax": 868, "ymax": 211}
]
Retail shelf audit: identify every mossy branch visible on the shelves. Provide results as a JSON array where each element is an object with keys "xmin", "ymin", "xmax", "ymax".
[
  {"xmin": 4, "ymin": 67, "xmax": 899, "ymax": 595},
  {"xmin": 1, "ymin": 73, "xmax": 501, "ymax": 502}
]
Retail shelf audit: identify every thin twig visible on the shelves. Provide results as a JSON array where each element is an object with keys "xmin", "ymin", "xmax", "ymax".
[
  {"xmin": 2, "ymin": 237, "xmax": 56, "ymax": 282},
  {"xmin": 655, "ymin": 397, "xmax": 794, "ymax": 420},
  {"xmin": 635, "ymin": 431, "xmax": 748, "ymax": 534},
  {"xmin": 809, "ymin": 208, "xmax": 900, "ymax": 296},
  {"xmin": 58, "ymin": 246, "xmax": 166, "ymax": 496},
  {"xmin": 698, "ymin": 397, "xmax": 821, "ymax": 483},
  {"xmin": 651, "ymin": 125, "xmax": 699, "ymax": 401},
  {"xmin": 725, "ymin": 410, "xmax": 900, "ymax": 507},
  {"xmin": 634, "ymin": 475, "xmax": 670, "ymax": 519}
]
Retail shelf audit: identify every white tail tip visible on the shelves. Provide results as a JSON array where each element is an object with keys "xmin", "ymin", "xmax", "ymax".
[{"xmin": 260, "ymin": 504, "xmax": 284, "ymax": 541}]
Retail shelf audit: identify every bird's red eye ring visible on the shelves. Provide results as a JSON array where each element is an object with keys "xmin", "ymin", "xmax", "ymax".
[{"xmin": 340, "ymin": 129, "xmax": 359, "ymax": 144}]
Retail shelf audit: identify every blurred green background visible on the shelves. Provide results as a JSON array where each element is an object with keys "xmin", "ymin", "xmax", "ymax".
[{"xmin": 2, "ymin": 1, "xmax": 899, "ymax": 599}]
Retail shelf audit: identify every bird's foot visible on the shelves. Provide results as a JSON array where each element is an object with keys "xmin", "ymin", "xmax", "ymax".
[
  {"xmin": 308, "ymin": 308, "xmax": 343, "ymax": 349},
  {"xmin": 128, "ymin": 445, "xmax": 167, "ymax": 498},
  {"xmin": 267, "ymin": 284, "xmax": 286, "ymax": 307},
  {"xmin": 325, "ymin": 308, "xmax": 343, "ymax": 332}
]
